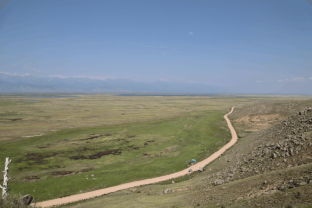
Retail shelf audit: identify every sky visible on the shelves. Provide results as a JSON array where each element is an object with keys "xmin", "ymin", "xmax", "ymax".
[{"xmin": 0, "ymin": 0, "xmax": 312, "ymax": 91}]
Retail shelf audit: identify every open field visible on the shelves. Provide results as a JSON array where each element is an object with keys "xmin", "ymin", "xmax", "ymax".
[
  {"xmin": 40, "ymin": 95, "xmax": 312, "ymax": 208},
  {"xmin": 35, "ymin": 107, "xmax": 237, "ymax": 207},
  {"xmin": 0, "ymin": 94, "xmax": 311, "ymax": 204},
  {"xmin": 0, "ymin": 94, "xmax": 310, "ymax": 142}
]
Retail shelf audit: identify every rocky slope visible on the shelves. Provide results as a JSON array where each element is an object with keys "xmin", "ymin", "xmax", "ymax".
[
  {"xmin": 216, "ymin": 107, "xmax": 312, "ymax": 183},
  {"xmin": 186, "ymin": 107, "xmax": 312, "ymax": 207}
]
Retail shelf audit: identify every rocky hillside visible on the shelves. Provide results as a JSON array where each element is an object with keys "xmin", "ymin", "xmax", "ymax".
[
  {"xmin": 186, "ymin": 107, "xmax": 312, "ymax": 207},
  {"xmin": 218, "ymin": 107, "xmax": 312, "ymax": 182}
]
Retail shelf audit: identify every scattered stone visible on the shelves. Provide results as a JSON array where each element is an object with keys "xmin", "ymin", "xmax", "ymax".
[
  {"xmin": 20, "ymin": 194, "xmax": 33, "ymax": 206},
  {"xmin": 92, "ymin": 178, "xmax": 97, "ymax": 180},
  {"xmin": 263, "ymin": 181, "xmax": 267, "ymax": 185},
  {"xmin": 172, "ymin": 181, "xmax": 175, "ymax": 184},
  {"xmin": 198, "ymin": 167, "xmax": 204, "ymax": 172},
  {"xmin": 91, "ymin": 174, "xmax": 94, "ymax": 177}
]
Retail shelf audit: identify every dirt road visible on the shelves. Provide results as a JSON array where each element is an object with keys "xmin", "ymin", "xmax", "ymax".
[{"xmin": 36, "ymin": 107, "xmax": 237, "ymax": 207}]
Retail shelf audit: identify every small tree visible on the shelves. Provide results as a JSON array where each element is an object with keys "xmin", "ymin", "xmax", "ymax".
[{"xmin": 0, "ymin": 157, "xmax": 12, "ymax": 199}]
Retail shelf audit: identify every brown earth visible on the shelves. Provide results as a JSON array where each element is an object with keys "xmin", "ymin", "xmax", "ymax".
[{"xmin": 235, "ymin": 113, "xmax": 285, "ymax": 132}]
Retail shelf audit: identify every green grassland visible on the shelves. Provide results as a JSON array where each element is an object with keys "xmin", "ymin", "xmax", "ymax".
[
  {"xmin": 1, "ymin": 109, "xmax": 230, "ymax": 201},
  {"xmin": 1, "ymin": 94, "xmax": 308, "ymax": 143},
  {"xmin": 0, "ymin": 94, "xmax": 310, "ymax": 203}
]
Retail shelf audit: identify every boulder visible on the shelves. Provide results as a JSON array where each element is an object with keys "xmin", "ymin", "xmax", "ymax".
[
  {"xmin": 289, "ymin": 148, "xmax": 294, "ymax": 156},
  {"xmin": 164, "ymin": 189, "xmax": 172, "ymax": 194},
  {"xmin": 263, "ymin": 148, "xmax": 270, "ymax": 155},
  {"xmin": 278, "ymin": 185, "xmax": 285, "ymax": 190},
  {"xmin": 198, "ymin": 167, "xmax": 204, "ymax": 172},
  {"xmin": 20, "ymin": 194, "xmax": 33, "ymax": 206},
  {"xmin": 213, "ymin": 179, "xmax": 224, "ymax": 185},
  {"xmin": 271, "ymin": 153, "xmax": 277, "ymax": 159}
]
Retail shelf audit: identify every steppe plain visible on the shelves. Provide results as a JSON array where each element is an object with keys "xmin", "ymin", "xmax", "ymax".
[{"xmin": 0, "ymin": 93, "xmax": 311, "ymax": 207}]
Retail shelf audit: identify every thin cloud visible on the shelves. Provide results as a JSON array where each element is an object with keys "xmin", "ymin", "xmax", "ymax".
[
  {"xmin": 293, "ymin": 77, "xmax": 305, "ymax": 81},
  {"xmin": 278, "ymin": 79, "xmax": 283, "ymax": 82},
  {"xmin": 49, "ymin": 75, "xmax": 131, "ymax": 81},
  {"xmin": 309, "ymin": 77, "xmax": 312, "ymax": 80},
  {"xmin": 23, "ymin": 64, "xmax": 42, "ymax": 73},
  {"xmin": 189, "ymin": 32, "xmax": 193, "ymax": 35},
  {"xmin": 160, "ymin": 46, "xmax": 178, "ymax": 50}
]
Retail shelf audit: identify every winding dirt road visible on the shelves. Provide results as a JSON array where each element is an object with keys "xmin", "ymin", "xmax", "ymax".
[{"xmin": 36, "ymin": 107, "xmax": 237, "ymax": 208}]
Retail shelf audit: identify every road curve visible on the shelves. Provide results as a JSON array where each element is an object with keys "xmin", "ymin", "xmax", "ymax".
[{"xmin": 36, "ymin": 107, "xmax": 237, "ymax": 208}]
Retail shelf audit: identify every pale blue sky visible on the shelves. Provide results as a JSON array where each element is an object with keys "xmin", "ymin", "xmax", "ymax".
[{"xmin": 0, "ymin": 0, "xmax": 312, "ymax": 89}]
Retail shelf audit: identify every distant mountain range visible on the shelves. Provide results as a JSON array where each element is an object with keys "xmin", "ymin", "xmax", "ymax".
[
  {"xmin": 0, "ymin": 73, "xmax": 311, "ymax": 94},
  {"xmin": 0, "ymin": 73, "xmax": 227, "ymax": 93}
]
